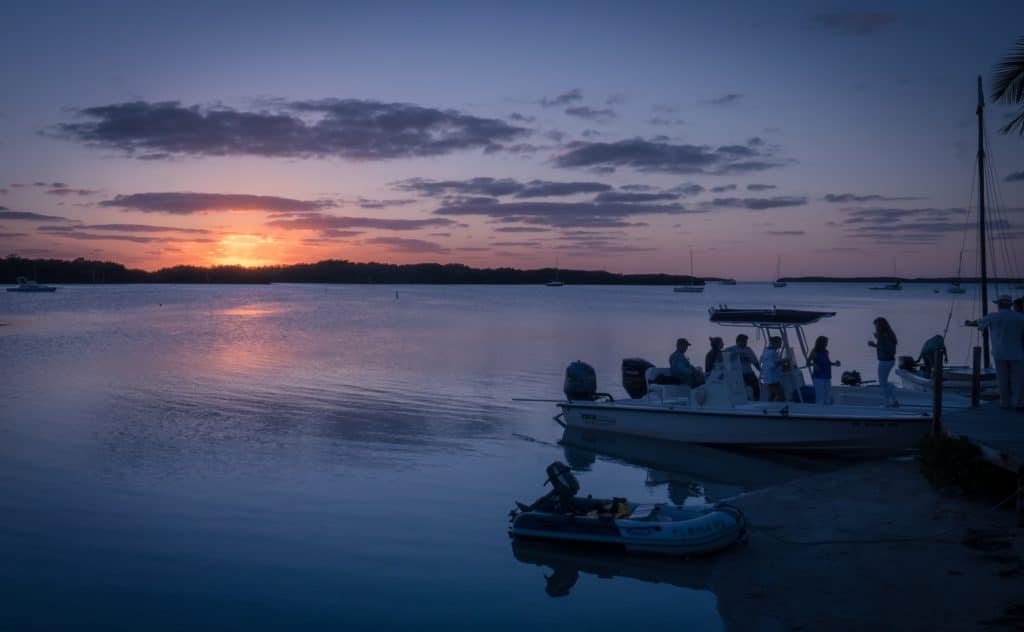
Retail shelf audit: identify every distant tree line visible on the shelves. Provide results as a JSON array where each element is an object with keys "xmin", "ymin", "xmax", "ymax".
[
  {"xmin": 7, "ymin": 256, "xmax": 1018, "ymax": 285},
  {"xmin": 1, "ymin": 255, "xmax": 707, "ymax": 285}
]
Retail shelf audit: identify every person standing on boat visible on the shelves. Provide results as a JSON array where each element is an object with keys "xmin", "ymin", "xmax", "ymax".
[
  {"xmin": 868, "ymin": 317, "xmax": 899, "ymax": 407},
  {"xmin": 760, "ymin": 337, "xmax": 785, "ymax": 401},
  {"xmin": 967, "ymin": 295, "xmax": 1024, "ymax": 410},
  {"xmin": 705, "ymin": 337, "xmax": 724, "ymax": 375},
  {"xmin": 725, "ymin": 334, "xmax": 761, "ymax": 400},
  {"xmin": 808, "ymin": 336, "xmax": 840, "ymax": 405},
  {"xmin": 669, "ymin": 338, "xmax": 701, "ymax": 386}
]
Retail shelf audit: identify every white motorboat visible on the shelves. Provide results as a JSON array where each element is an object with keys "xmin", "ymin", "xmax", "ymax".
[
  {"xmin": 509, "ymin": 462, "xmax": 746, "ymax": 556},
  {"xmin": 6, "ymin": 276, "xmax": 57, "ymax": 292},
  {"xmin": 673, "ymin": 248, "xmax": 704, "ymax": 293},
  {"xmin": 557, "ymin": 307, "xmax": 969, "ymax": 454},
  {"xmin": 895, "ymin": 362, "xmax": 997, "ymax": 397},
  {"xmin": 947, "ymin": 281, "xmax": 966, "ymax": 294}
]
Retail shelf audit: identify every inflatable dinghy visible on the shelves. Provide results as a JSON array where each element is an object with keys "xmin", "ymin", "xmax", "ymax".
[{"xmin": 509, "ymin": 462, "xmax": 746, "ymax": 556}]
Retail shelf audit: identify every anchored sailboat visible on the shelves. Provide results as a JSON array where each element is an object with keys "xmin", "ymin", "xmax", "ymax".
[
  {"xmin": 545, "ymin": 257, "xmax": 564, "ymax": 287},
  {"xmin": 772, "ymin": 256, "xmax": 786, "ymax": 287},
  {"xmin": 673, "ymin": 248, "xmax": 704, "ymax": 293}
]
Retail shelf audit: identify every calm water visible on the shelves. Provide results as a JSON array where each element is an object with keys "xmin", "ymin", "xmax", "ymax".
[{"xmin": 0, "ymin": 283, "xmax": 995, "ymax": 629}]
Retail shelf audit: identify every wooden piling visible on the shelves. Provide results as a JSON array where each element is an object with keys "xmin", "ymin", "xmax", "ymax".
[
  {"xmin": 931, "ymin": 350, "xmax": 943, "ymax": 436},
  {"xmin": 971, "ymin": 346, "xmax": 981, "ymax": 408}
]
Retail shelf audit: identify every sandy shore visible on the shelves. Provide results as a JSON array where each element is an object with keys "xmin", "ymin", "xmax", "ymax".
[{"xmin": 712, "ymin": 458, "xmax": 1023, "ymax": 631}]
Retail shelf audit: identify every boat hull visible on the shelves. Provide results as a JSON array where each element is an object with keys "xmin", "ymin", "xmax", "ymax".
[
  {"xmin": 511, "ymin": 503, "xmax": 746, "ymax": 556},
  {"xmin": 559, "ymin": 400, "xmax": 932, "ymax": 454},
  {"xmin": 896, "ymin": 367, "xmax": 997, "ymax": 395}
]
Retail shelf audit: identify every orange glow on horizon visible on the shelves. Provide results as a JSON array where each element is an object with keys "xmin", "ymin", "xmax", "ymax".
[{"xmin": 207, "ymin": 233, "xmax": 281, "ymax": 268}]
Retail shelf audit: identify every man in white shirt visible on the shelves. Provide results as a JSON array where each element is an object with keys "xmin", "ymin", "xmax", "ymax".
[
  {"xmin": 970, "ymin": 295, "xmax": 1024, "ymax": 409},
  {"xmin": 760, "ymin": 336, "xmax": 785, "ymax": 402}
]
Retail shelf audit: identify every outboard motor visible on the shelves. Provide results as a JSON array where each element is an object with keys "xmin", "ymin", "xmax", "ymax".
[
  {"xmin": 898, "ymin": 356, "xmax": 916, "ymax": 372},
  {"xmin": 621, "ymin": 357, "xmax": 654, "ymax": 399},
  {"xmin": 545, "ymin": 461, "xmax": 580, "ymax": 501},
  {"xmin": 840, "ymin": 370, "xmax": 862, "ymax": 386},
  {"xmin": 563, "ymin": 361, "xmax": 597, "ymax": 401}
]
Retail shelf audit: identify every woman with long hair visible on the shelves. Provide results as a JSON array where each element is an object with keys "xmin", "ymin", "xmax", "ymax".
[
  {"xmin": 809, "ymin": 336, "xmax": 840, "ymax": 405},
  {"xmin": 868, "ymin": 317, "xmax": 899, "ymax": 407}
]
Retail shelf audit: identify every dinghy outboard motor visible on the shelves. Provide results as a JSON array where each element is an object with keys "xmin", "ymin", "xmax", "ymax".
[
  {"xmin": 621, "ymin": 358, "xmax": 654, "ymax": 399},
  {"xmin": 898, "ymin": 355, "xmax": 916, "ymax": 371},
  {"xmin": 563, "ymin": 361, "xmax": 597, "ymax": 400},
  {"xmin": 840, "ymin": 370, "xmax": 862, "ymax": 386},
  {"xmin": 545, "ymin": 461, "xmax": 580, "ymax": 502}
]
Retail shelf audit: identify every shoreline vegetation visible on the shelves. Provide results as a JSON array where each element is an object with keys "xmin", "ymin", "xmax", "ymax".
[{"xmin": 2, "ymin": 256, "xmax": 1022, "ymax": 285}]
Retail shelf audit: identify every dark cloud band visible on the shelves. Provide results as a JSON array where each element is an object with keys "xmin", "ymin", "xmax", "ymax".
[{"xmin": 54, "ymin": 99, "xmax": 528, "ymax": 160}]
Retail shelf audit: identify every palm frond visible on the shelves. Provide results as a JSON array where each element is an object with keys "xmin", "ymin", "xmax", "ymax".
[
  {"xmin": 1000, "ymin": 107, "xmax": 1024, "ymax": 136},
  {"xmin": 992, "ymin": 37, "xmax": 1024, "ymax": 104}
]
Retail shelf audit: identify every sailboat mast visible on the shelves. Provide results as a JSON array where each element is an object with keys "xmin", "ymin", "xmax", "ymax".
[{"xmin": 977, "ymin": 75, "xmax": 990, "ymax": 368}]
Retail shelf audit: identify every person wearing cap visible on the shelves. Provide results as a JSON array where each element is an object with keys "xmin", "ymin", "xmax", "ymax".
[
  {"xmin": 967, "ymin": 295, "xmax": 1024, "ymax": 409},
  {"xmin": 705, "ymin": 337, "xmax": 725, "ymax": 374},
  {"xmin": 669, "ymin": 338, "xmax": 700, "ymax": 386}
]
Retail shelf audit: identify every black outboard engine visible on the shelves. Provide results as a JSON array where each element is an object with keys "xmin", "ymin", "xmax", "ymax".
[
  {"xmin": 563, "ymin": 361, "xmax": 597, "ymax": 401},
  {"xmin": 840, "ymin": 370, "xmax": 862, "ymax": 386},
  {"xmin": 545, "ymin": 461, "xmax": 580, "ymax": 501},
  {"xmin": 898, "ymin": 355, "xmax": 916, "ymax": 371},
  {"xmin": 621, "ymin": 358, "xmax": 654, "ymax": 399}
]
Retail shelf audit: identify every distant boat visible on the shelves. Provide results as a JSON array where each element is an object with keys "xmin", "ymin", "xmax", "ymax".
[
  {"xmin": 772, "ymin": 256, "xmax": 786, "ymax": 287},
  {"xmin": 719, "ymin": 278, "xmax": 737, "ymax": 286},
  {"xmin": 947, "ymin": 281, "xmax": 966, "ymax": 294},
  {"xmin": 870, "ymin": 280, "xmax": 902, "ymax": 291},
  {"xmin": 6, "ymin": 276, "xmax": 57, "ymax": 292},
  {"xmin": 674, "ymin": 248, "xmax": 705, "ymax": 293},
  {"xmin": 545, "ymin": 258, "xmax": 564, "ymax": 287}
]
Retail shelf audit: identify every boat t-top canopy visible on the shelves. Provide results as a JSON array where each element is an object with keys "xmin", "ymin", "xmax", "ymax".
[{"xmin": 708, "ymin": 306, "xmax": 836, "ymax": 327}]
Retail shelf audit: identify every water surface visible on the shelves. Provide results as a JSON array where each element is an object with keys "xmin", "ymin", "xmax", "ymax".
[{"xmin": 0, "ymin": 282, "xmax": 994, "ymax": 629}]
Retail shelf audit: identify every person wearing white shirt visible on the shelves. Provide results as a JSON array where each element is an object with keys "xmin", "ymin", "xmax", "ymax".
[
  {"xmin": 759, "ymin": 336, "xmax": 785, "ymax": 402},
  {"xmin": 969, "ymin": 295, "xmax": 1024, "ymax": 410}
]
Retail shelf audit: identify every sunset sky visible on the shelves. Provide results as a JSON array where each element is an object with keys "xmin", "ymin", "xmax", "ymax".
[{"xmin": 2, "ymin": 0, "xmax": 1024, "ymax": 279}]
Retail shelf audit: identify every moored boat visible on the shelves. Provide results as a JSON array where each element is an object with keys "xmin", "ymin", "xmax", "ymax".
[
  {"xmin": 509, "ymin": 462, "xmax": 746, "ymax": 556},
  {"xmin": 6, "ymin": 276, "xmax": 57, "ymax": 292},
  {"xmin": 673, "ymin": 248, "xmax": 704, "ymax": 293},
  {"xmin": 869, "ymin": 280, "xmax": 902, "ymax": 290},
  {"xmin": 556, "ymin": 307, "xmax": 969, "ymax": 454}
]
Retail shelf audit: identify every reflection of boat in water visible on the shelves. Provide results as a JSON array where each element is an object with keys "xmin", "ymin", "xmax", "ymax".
[
  {"xmin": 558, "ymin": 307, "xmax": 967, "ymax": 454},
  {"xmin": 560, "ymin": 426, "xmax": 833, "ymax": 501},
  {"xmin": 511, "ymin": 538, "xmax": 716, "ymax": 597},
  {"xmin": 509, "ymin": 462, "xmax": 746, "ymax": 556},
  {"xmin": 7, "ymin": 276, "xmax": 57, "ymax": 292}
]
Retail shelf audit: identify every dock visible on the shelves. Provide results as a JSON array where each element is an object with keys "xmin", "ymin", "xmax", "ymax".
[{"xmin": 942, "ymin": 403, "xmax": 1024, "ymax": 525}]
